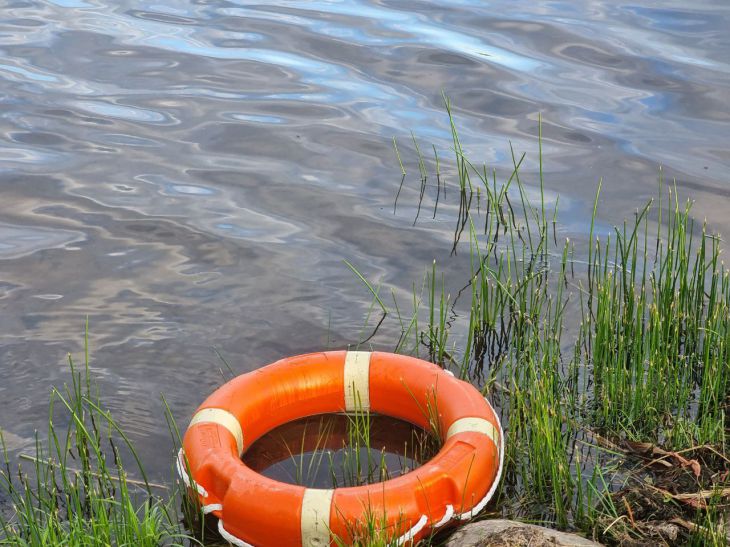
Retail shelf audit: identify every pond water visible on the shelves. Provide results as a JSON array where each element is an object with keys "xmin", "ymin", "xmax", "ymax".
[
  {"xmin": 243, "ymin": 414, "xmax": 437, "ymax": 488},
  {"xmin": 0, "ymin": 0, "xmax": 729, "ymax": 483}
]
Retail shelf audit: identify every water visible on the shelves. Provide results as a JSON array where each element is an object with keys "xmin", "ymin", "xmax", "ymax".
[
  {"xmin": 243, "ymin": 414, "xmax": 436, "ymax": 488},
  {"xmin": 0, "ymin": 1, "xmax": 729, "ymax": 482}
]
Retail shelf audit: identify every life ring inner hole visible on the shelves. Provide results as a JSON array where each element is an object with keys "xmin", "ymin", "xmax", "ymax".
[{"xmin": 242, "ymin": 413, "xmax": 441, "ymax": 489}]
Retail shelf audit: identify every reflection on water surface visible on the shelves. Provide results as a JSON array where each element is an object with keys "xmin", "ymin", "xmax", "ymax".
[
  {"xmin": 0, "ymin": 1, "xmax": 728, "ymax": 481},
  {"xmin": 243, "ymin": 414, "xmax": 438, "ymax": 489}
]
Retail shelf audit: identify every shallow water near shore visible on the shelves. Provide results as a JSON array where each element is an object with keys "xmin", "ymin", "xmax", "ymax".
[
  {"xmin": 0, "ymin": 0, "xmax": 729, "ymax": 488},
  {"xmin": 244, "ymin": 414, "xmax": 436, "ymax": 488}
]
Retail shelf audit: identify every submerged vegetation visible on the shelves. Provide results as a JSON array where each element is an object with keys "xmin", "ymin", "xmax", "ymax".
[{"xmin": 1, "ymin": 104, "xmax": 728, "ymax": 545}]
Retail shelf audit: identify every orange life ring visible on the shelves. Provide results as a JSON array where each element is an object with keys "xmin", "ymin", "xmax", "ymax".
[{"xmin": 178, "ymin": 351, "xmax": 503, "ymax": 547}]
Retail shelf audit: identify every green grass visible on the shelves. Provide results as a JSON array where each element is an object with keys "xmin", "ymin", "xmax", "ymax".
[{"xmin": 331, "ymin": 507, "xmax": 408, "ymax": 547}]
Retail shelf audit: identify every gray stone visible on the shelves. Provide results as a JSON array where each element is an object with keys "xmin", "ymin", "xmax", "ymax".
[{"xmin": 444, "ymin": 519, "xmax": 603, "ymax": 547}]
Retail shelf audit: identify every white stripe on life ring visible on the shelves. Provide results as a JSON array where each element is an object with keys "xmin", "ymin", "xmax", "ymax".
[
  {"xmin": 455, "ymin": 398, "xmax": 505, "ymax": 520},
  {"xmin": 343, "ymin": 351, "xmax": 371, "ymax": 412},
  {"xmin": 189, "ymin": 408, "xmax": 244, "ymax": 456},
  {"xmin": 300, "ymin": 488, "xmax": 334, "ymax": 547},
  {"xmin": 445, "ymin": 417, "xmax": 499, "ymax": 449}
]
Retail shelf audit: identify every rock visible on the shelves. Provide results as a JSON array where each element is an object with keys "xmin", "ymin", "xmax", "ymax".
[{"xmin": 443, "ymin": 519, "xmax": 602, "ymax": 547}]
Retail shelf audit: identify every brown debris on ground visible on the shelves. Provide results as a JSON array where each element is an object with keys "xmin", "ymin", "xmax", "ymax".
[{"xmin": 595, "ymin": 443, "xmax": 729, "ymax": 546}]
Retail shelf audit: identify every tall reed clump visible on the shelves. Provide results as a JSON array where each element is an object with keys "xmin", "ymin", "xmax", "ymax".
[
  {"xmin": 0, "ymin": 325, "xmax": 192, "ymax": 546},
  {"xmin": 582, "ymin": 186, "xmax": 729, "ymax": 448},
  {"xmin": 379, "ymin": 99, "xmax": 728, "ymax": 544}
]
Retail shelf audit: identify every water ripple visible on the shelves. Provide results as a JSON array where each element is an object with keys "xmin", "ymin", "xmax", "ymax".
[
  {"xmin": 0, "ymin": 0, "xmax": 729, "ymax": 474},
  {"xmin": 0, "ymin": 221, "xmax": 85, "ymax": 259}
]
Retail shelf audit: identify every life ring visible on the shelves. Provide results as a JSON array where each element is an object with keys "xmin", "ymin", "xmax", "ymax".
[{"xmin": 178, "ymin": 351, "xmax": 503, "ymax": 547}]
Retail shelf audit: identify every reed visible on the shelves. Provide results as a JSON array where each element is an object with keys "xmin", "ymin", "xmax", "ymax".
[{"xmin": 379, "ymin": 103, "xmax": 729, "ymax": 544}]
